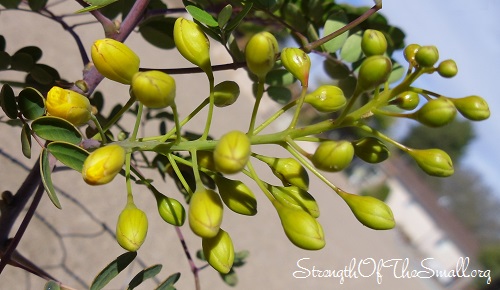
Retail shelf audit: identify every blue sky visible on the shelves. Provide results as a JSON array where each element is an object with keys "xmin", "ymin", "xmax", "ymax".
[{"xmin": 337, "ymin": 0, "xmax": 500, "ymax": 192}]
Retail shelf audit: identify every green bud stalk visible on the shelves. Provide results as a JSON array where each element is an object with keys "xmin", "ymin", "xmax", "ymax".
[
  {"xmin": 361, "ymin": 29, "xmax": 388, "ymax": 56},
  {"xmin": 338, "ymin": 190, "xmax": 395, "ymax": 230},
  {"xmin": 156, "ymin": 194, "xmax": 186, "ymax": 226},
  {"xmin": 245, "ymin": 32, "xmax": 279, "ymax": 79},
  {"xmin": 304, "ymin": 85, "xmax": 346, "ymax": 113},
  {"xmin": 213, "ymin": 81, "xmax": 240, "ymax": 107},
  {"xmin": 91, "ymin": 38, "xmax": 140, "ymax": 84},
  {"xmin": 407, "ymin": 148, "xmax": 454, "ymax": 177},
  {"xmin": 173, "ymin": 17, "xmax": 212, "ymax": 76},
  {"xmin": 311, "ymin": 140, "xmax": 354, "ymax": 172},
  {"xmin": 188, "ymin": 189, "xmax": 223, "ymax": 238},
  {"xmin": 451, "ymin": 95, "xmax": 490, "ymax": 121},
  {"xmin": 414, "ymin": 97, "xmax": 456, "ymax": 127},
  {"xmin": 116, "ymin": 204, "xmax": 148, "ymax": 252},
  {"xmin": 46, "ymin": 86, "xmax": 92, "ymax": 126},
  {"xmin": 280, "ymin": 47, "xmax": 311, "ymax": 86},
  {"xmin": 356, "ymin": 55, "xmax": 392, "ymax": 91},
  {"xmin": 213, "ymin": 130, "xmax": 251, "ymax": 174},
  {"xmin": 273, "ymin": 200, "xmax": 325, "ymax": 250},
  {"xmin": 214, "ymin": 175, "xmax": 257, "ymax": 216},
  {"xmin": 82, "ymin": 144, "xmax": 125, "ymax": 185},
  {"xmin": 131, "ymin": 70, "xmax": 176, "ymax": 109},
  {"xmin": 202, "ymin": 228, "xmax": 234, "ymax": 274},
  {"xmin": 352, "ymin": 137, "xmax": 390, "ymax": 164}
]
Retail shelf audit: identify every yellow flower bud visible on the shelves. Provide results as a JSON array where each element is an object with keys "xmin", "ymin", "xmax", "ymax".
[
  {"xmin": 82, "ymin": 144, "xmax": 125, "ymax": 185},
  {"xmin": 256, "ymin": 155, "xmax": 309, "ymax": 190},
  {"xmin": 280, "ymin": 47, "xmax": 311, "ymax": 86},
  {"xmin": 273, "ymin": 201, "xmax": 325, "ymax": 250},
  {"xmin": 202, "ymin": 228, "xmax": 235, "ymax": 274},
  {"xmin": 213, "ymin": 81, "xmax": 240, "ymax": 107},
  {"xmin": 245, "ymin": 32, "xmax": 279, "ymax": 79},
  {"xmin": 268, "ymin": 184, "xmax": 319, "ymax": 218},
  {"xmin": 91, "ymin": 38, "xmax": 140, "ymax": 84},
  {"xmin": 304, "ymin": 85, "xmax": 346, "ymax": 113},
  {"xmin": 46, "ymin": 86, "xmax": 92, "ymax": 126},
  {"xmin": 214, "ymin": 175, "xmax": 257, "ymax": 216},
  {"xmin": 116, "ymin": 204, "xmax": 148, "ymax": 252},
  {"xmin": 188, "ymin": 189, "xmax": 223, "ymax": 238},
  {"xmin": 407, "ymin": 148, "xmax": 454, "ymax": 177},
  {"xmin": 131, "ymin": 70, "xmax": 176, "ymax": 109},
  {"xmin": 173, "ymin": 17, "xmax": 212, "ymax": 75},
  {"xmin": 213, "ymin": 130, "xmax": 251, "ymax": 174},
  {"xmin": 156, "ymin": 194, "xmax": 186, "ymax": 226},
  {"xmin": 338, "ymin": 190, "xmax": 395, "ymax": 230}
]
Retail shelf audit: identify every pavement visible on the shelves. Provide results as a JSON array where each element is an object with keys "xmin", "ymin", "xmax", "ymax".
[{"xmin": 1, "ymin": 2, "xmax": 448, "ymax": 290}]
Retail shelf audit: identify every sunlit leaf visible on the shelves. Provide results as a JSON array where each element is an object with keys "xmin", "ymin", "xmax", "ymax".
[
  {"xmin": 90, "ymin": 252, "xmax": 137, "ymax": 290},
  {"xmin": 18, "ymin": 87, "xmax": 45, "ymax": 120},
  {"xmin": 322, "ymin": 9, "xmax": 349, "ymax": 53},
  {"xmin": 155, "ymin": 272, "xmax": 180, "ymax": 290},
  {"xmin": 128, "ymin": 264, "xmax": 163, "ymax": 290},
  {"xmin": 21, "ymin": 123, "xmax": 32, "ymax": 159},
  {"xmin": 218, "ymin": 4, "xmax": 232, "ymax": 28},
  {"xmin": 139, "ymin": 17, "xmax": 176, "ymax": 49},
  {"xmin": 40, "ymin": 148, "xmax": 62, "ymax": 209},
  {"xmin": 186, "ymin": 5, "xmax": 218, "ymax": 27},
  {"xmin": 340, "ymin": 31, "xmax": 363, "ymax": 63},
  {"xmin": 47, "ymin": 142, "xmax": 89, "ymax": 172},
  {"xmin": 31, "ymin": 116, "xmax": 83, "ymax": 144},
  {"xmin": 0, "ymin": 84, "xmax": 18, "ymax": 119},
  {"xmin": 267, "ymin": 86, "xmax": 292, "ymax": 104}
]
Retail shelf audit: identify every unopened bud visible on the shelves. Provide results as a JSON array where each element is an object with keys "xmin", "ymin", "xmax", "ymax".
[
  {"xmin": 415, "ymin": 45, "xmax": 439, "ymax": 68},
  {"xmin": 338, "ymin": 190, "xmax": 395, "ymax": 230},
  {"xmin": 352, "ymin": 137, "xmax": 390, "ymax": 164},
  {"xmin": 404, "ymin": 44, "xmax": 421, "ymax": 65},
  {"xmin": 267, "ymin": 184, "xmax": 319, "ymax": 218},
  {"xmin": 46, "ymin": 86, "xmax": 92, "ymax": 126},
  {"xmin": 213, "ymin": 81, "xmax": 240, "ymax": 107},
  {"xmin": 91, "ymin": 38, "xmax": 140, "ymax": 84},
  {"xmin": 202, "ymin": 228, "xmax": 234, "ymax": 274},
  {"xmin": 131, "ymin": 70, "xmax": 176, "ymax": 109},
  {"xmin": 311, "ymin": 140, "xmax": 354, "ymax": 172},
  {"xmin": 173, "ymin": 17, "xmax": 212, "ymax": 75},
  {"xmin": 156, "ymin": 194, "xmax": 186, "ymax": 226},
  {"xmin": 304, "ymin": 85, "xmax": 346, "ymax": 113},
  {"xmin": 280, "ymin": 47, "xmax": 310, "ymax": 86},
  {"xmin": 390, "ymin": 91, "xmax": 420, "ymax": 111},
  {"xmin": 214, "ymin": 175, "xmax": 257, "ymax": 216},
  {"xmin": 257, "ymin": 155, "xmax": 309, "ymax": 190},
  {"xmin": 214, "ymin": 130, "xmax": 251, "ymax": 174},
  {"xmin": 245, "ymin": 32, "xmax": 279, "ymax": 79},
  {"xmin": 188, "ymin": 189, "xmax": 223, "ymax": 238},
  {"xmin": 82, "ymin": 144, "xmax": 125, "ymax": 185},
  {"xmin": 361, "ymin": 29, "xmax": 387, "ymax": 56},
  {"xmin": 414, "ymin": 97, "xmax": 456, "ymax": 127},
  {"xmin": 356, "ymin": 55, "xmax": 392, "ymax": 91},
  {"xmin": 116, "ymin": 204, "xmax": 148, "ymax": 252},
  {"xmin": 408, "ymin": 148, "xmax": 454, "ymax": 177},
  {"xmin": 437, "ymin": 59, "xmax": 458, "ymax": 78},
  {"xmin": 451, "ymin": 95, "xmax": 490, "ymax": 121}
]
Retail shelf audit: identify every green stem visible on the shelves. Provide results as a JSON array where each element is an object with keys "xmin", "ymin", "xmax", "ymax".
[
  {"xmin": 248, "ymin": 77, "xmax": 266, "ymax": 136},
  {"xmin": 200, "ymin": 75, "xmax": 215, "ymax": 141},
  {"xmin": 131, "ymin": 103, "xmax": 143, "ymax": 140},
  {"xmin": 288, "ymin": 86, "xmax": 308, "ymax": 129},
  {"xmin": 355, "ymin": 123, "xmax": 410, "ymax": 153},
  {"xmin": 166, "ymin": 154, "xmax": 194, "ymax": 197},
  {"xmin": 125, "ymin": 152, "xmax": 134, "ymax": 205},
  {"xmin": 101, "ymin": 96, "xmax": 137, "ymax": 133},
  {"xmin": 171, "ymin": 102, "xmax": 182, "ymax": 144},
  {"xmin": 189, "ymin": 149, "xmax": 204, "ymax": 190},
  {"xmin": 90, "ymin": 114, "xmax": 107, "ymax": 143},
  {"xmin": 253, "ymin": 99, "xmax": 298, "ymax": 135},
  {"xmin": 246, "ymin": 160, "xmax": 274, "ymax": 202}
]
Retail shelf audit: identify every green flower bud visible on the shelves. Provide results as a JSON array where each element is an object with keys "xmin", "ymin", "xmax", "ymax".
[
  {"xmin": 414, "ymin": 97, "xmax": 456, "ymax": 127},
  {"xmin": 361, "ymin": 29, "xmax": 388, "ymax": 56},
  {"xmin": 267, "ymin": 184, "xmax": 319, "ymax": 218},
  {"xmin": 197, "ymin": 150, "xmax": 216, "ymax": 171},
  {"xmin": 116, "ymin": 204, "xmax": 148, "ymax": 252},
  {"xmin": 131, "ymin": 70, "xmax": 176, "ymax": 109},
  {"xmin": 352, "ymin": 137, "xmax": 390, "ymax": 164},
  {"xmin": 280, "ymin": 47, "xmax": 311, "ymax": 86},
  {"xmin": 245, "ymin": 32, "xmax": 279, "ymax": 79},
  {"xmin": 338, "ymin": 190, "xmax": 395, "ymax": 230},
  {"xmin": 407, "ymin": 148, "xmax": 454, "ymax": 177},
  {"xmin": 214, "ymin": 175, "xmax": 257, "ymax": 216},
  {"xmin": 82, "ymin": 144, "xmax": 125, "ymax": 185},
  {"xmin": 273, "ymin": 201, "xmax": 325, "ymax": 250},
  {"xmin": 202, "ymin": 228, "xmax": 234, "ymax": 274},
  {"xmin": 356, "ymin": 55, "xmax": 392, "ymax": 91},
  {"xmin": 404, "ymin": 43, "xmax": 421, "ymax": 65},
  {"xmin": 437, "ymin": 59, "xmax": 458, "ymax": 78},
  {"xmin": 91, "ymin": 38, "xmax": 140, "ymax": 84},
  {"xmin": 156, "ymin": 194, "xmax": 186, "ymax": 226},
  {"xmin": 311, "ymin": 140, "xmax": 354, "ymax": 172},
  {"xmin": 389, "ymin": 91, "xmax": 420, "ymax": 111},
  {"xmin": 256, "ymin": 155, "xmax": 309, "ymax": 190},
  {"xmin": 46, "ymin": 86, "xmax": 92, "ymax": 126},
  {"xmin": 213, "ymin": 81, "xmax": 240, "ymax": 107},
  {"xmin": 304, "ymin": 85, "xmax": 346, "ymax": 113},
  {"xmin": 414, "ymin": 45, "xmax": 439, "ymax": 68},
  {"xmin": 451, "ymin": 95, "xmax": 490, "ymax": 121},
  {"xmin": 214, "ymin": 130, "xmax": 251, "ymax": 174},
  {"xmin": 188, "ymin": 189, "xmax": 223, "ymax": 238},
  {"xmin": 173, "ymin": 17, "xmax": 212, "ymax": 75}
]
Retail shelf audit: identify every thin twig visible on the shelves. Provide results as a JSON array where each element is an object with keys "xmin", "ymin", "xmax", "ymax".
[{"xmin": 175, "ymin": 227, "xmax": 200, "ymax": 290}]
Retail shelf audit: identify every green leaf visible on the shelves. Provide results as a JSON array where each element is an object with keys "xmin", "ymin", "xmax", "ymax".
[
  {"xmin": 220, "ymin": 268, "xmax": 238, "ymax": 286},
  {"xmin": 0, "ymin": 0, "xmax": 22, "ymax": 8},
  {"xmin": 282, "ymin": 3, "xmax": 308, "ymax": 33},
  {"xmin": 323, "ymin": 57, "xmax": 350, "ymax": 80},
  {"xmin": 31, "ymin": 116, "xmax": 83, "ymax": 144},
  {"xmin": 196, "ymin": 249, "xmax": 206, "ymax": 261},
  {"xmin": 218, "ymin": 4, "xmax": 232, "ymax": 28},
  {"xmin": 47, "ymin": 142, "xmax": 89, "ymax": 172},
  {"xmin": 0, "ymin": 51, "xmax": 10, "ymax": 70},
  {"xmin": 90, "ymin": 252, "xmax": 137, "ymax": 290},
  {"xmin": 75, "ymin": 0, "xmax": 118, "ymax": 13},
  {"xmin": 387, "ymin": 60, "xmax": 404, "ymax": 84},
  {"xmin": 40, "ymin": 148, "xmax": 62, "ymax": 209},
  {"xmin": 265, "ymin": 69, "xmax": 295, "ymax": 86},
  {"xmin": 155, "ymin": 272, "xmax": 180, "ymax": 290},
  {"xmin": 185, "ymin": 5, "xmax": 218, "ymax": 27},
  {"xmin": 10, "ymin": 52, "xmax": 35, "ymax": 72},
  {"xmin": 18, "ymin": 87, "xmax": 45, "ymax": 120},
  {"xmin": 340, "ymin": 31, "xmax": 363, "ymax": 63},
  {"xmin": 322, "ymin": 9, "xmax": 349, "ymax": 53},
  {"xmin": 139, "ymin": 17, "xmax": 176, "ymax": 49},
  {"xmin": 224, "ymin": 2, "xmax": 252, "ymax": 33},
  {"xmin": 44, "ymin": 280, "xmax": 61, "ymax": 290},
  {"xmin": 0, "ymin": 84, "xmax": 18, "ymax": 119},
  {"xmin": 28, "ymin": 0, "xmax": 47, "ymax": 10},
  {"xmin": 128, "ymin": 264, "xmax": 163, "ymax": 290},
  {"xmin": 30, "ymin": 64, "xmax": 55, "ymax": 85},
  {"xmin": 267, "ymin": 86, "xmax": 292, "ymax": 104},
  {"xmin": 21, "ymin": 123, "xmax": 32, "ymax": 159}
]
